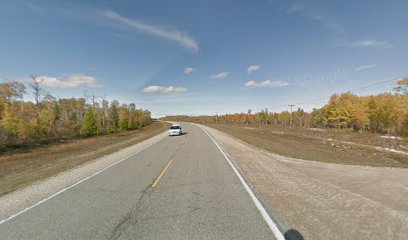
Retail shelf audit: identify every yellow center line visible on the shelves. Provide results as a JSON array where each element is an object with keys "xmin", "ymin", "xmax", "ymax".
[{"xmin": 152, "ymin": 159, "xmax": 173, "ymax": 188}]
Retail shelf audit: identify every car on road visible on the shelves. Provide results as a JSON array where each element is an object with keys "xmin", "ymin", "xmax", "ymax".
[{"xmin": 169, "ymin": 124, "xmax": 183, "ymax": 136}]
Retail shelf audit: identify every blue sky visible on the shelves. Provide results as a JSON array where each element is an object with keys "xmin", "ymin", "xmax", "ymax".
[{"xmin": 1, "ymin": 0, "xmax": 407, "ymax": 117}]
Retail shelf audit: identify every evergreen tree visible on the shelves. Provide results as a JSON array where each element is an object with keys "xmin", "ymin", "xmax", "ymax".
[
  {"xmin": 108, "ymin": 100, "xmax": 120, "ymax": 132},
  {"xmin": 81, "ymin": 108, "xmax": 97, "ymax": 136}
]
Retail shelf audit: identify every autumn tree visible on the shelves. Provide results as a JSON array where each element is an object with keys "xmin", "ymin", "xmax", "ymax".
[
  {"xmin": 394, "ymin": 77, "xmax": 408, "ymax": 95},
  {"xmin": 0, "ymin": 79, "xmax": 153, "ymax": 147},
  {"xmin": 119, "ymin": 104, "xmax": 129, "ymax": 130}
]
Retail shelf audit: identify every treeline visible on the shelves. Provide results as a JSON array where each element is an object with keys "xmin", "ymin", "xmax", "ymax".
[
  {"xmin": 162, "ymin": 108, "xmax": 312, "ymax": 127},
  {"xmin": 162, "ymin": 79, "xmax": 408, "ymax": 136},
  {"xmin": 0, "ymin": 80, "xmax": 152, "ymax": 146},
  {"xmin": 312, "ymin": 93, "xmax": 407, "ymax": 134}
]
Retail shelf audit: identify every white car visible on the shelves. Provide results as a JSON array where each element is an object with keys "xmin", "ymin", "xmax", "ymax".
[{"xmin": 169, "ymin": 124, "xmax": 182, "ymax": 136}]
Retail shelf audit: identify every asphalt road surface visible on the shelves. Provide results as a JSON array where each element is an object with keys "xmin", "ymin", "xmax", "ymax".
[{"xmin": 0, "ymin": 123, "xmax": 278, "ymax": 240}]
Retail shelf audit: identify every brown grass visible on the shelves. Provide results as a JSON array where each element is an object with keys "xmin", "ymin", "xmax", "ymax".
[
  {"xmin": 206, "ymin": 124, "xmax": 408, "ymax": 168},
  {"xmin": 0, "ymin": 121, "xmax": 170, "ymax": 196}
]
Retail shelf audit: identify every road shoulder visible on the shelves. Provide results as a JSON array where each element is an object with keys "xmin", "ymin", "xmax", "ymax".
[{"xmin": 200, "ymin": 124, "xmax": 408, "ymax": 239}]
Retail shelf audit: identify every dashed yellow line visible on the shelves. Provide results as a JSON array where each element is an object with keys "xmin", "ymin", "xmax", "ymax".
[{"xmin": 152, "ymin": 159, "xmax": 173, "ymax": 188}]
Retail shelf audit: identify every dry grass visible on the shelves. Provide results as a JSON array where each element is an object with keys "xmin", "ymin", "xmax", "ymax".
[
  {"xmin": 206, "ymin": 124, "xmax": 408, "ymax": 168},
  {"xmin": 0, "ymin": 121, "xmax": 170, "ymax": 196}
]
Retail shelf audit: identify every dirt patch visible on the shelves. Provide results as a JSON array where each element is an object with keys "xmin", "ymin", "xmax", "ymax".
[
  {"xmin": 0, "ymin": 121, "xmax": 170, "ymax": 196},
  {"xmin": 202, "ymin": 125, "xmax": 408, "ymax": 240}
]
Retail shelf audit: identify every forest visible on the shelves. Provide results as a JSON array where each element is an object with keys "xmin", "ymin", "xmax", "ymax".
[
  {"xmin": 0, "ymin": 78, "xmax": 152, "ymax": 147},
  {"xmin": 162, "ymin": 78, "xmax": 408, "ymax": 136}
]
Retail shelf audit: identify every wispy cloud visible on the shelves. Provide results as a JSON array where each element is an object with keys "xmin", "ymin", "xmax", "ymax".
[
  {"xmin": 287, "ymin": 4, "xmax": 392, "ymax": 49},
  {"xmin": 25, "ymin": 2, "xmax": 44, "ymax": 12},
  {"xmin": 287, "ymin": 4, "xmax": 344, "ymax": 37},
  {"xmin": 245, "ymin": 80, "xmax": 289, "ymax": 88},
  {"xmin": 184, "ymin": 67, "xmax": 195, "ymax": 74},
  {"xmin": 101, "ymin": 10, "xmax": 199, "ymax": 52},
  {"xmin": 354, "ymin": 64, "xmax": 377, "ymax": 72},
  {"xmin": 247, "ymin": 65, "xmax": 260, "ymax": 74},
  {"xmin": 210, "ymin": 71, "xmax": 229, "ymax": 79},
  {"xmin": 36, "ymin": 74, "xmax": 102, "ymax": 88},
  {"xmin": 349, "ymin": 39, "xmax": 391, "ymax": 48},
  {"xmin": 143, "ymin": 85, "xmax": 188, "ymax": 94}
]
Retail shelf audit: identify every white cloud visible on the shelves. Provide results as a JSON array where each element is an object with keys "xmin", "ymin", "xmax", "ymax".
[
  {"xmin": 143, "ymin": 85, "xmax": 188, "ymax": 94},
  {"xmin": 354, "ymin": 64, "xmax": 377, "ymax": 72},
  {"xmin": 36, "ymin": 74, "xmax": 102, "ymax": 88},
  {"xmin": 210, "ymin": 71, "xmax": 229, "ymax": 79},
  {"xmin": 101, "ymin": 10, "xmax": 199, "ymax": 52},
  {"xmin": 349, "ymin": 39, "xmax": 391, "ymax": 48},
  {"xmin": 247, "ymin": 65, "xmax": 260, "ymax": 74},
  {"xmin": 245, "ymin": 80, "xmax": 289, "ymax": 88},
  {"xmin": 184, "ymin": 67, "xmax": 194, "ymax": 74}
]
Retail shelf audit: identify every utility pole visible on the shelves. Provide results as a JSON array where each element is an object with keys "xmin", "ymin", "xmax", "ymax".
[
  {"xmin": 288, "ymin": 104, "xmax": 295, "ymax": 128},
  {"xmin": 215, "ymin": 112, "xmax": 218, "ymax": 124}
]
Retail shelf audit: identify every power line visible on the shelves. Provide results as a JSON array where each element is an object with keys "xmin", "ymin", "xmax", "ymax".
[
  {"xmin": 288, "ymin": 74, "xmax": 407, "ymax": 108},
  {"xmin": 351, "ymin": 77, "xmax": 402, "ymax": 92}
]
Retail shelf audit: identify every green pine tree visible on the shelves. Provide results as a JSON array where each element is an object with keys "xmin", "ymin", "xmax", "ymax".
[{"xmin": 81, "ymin": 108, "xmax": 97, "ymax": 136}]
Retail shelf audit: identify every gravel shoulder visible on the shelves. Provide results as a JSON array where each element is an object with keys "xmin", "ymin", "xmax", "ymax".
[
  {"xmin": 205, "ymin": 124, "xmax": 408, "ymax": 168},
  {"xmin": 201, "ymin": 125, "xmax": 408, "ymax": 240}
]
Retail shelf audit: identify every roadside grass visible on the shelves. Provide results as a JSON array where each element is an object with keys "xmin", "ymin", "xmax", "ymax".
[
  {"xmin": 206, "ymin": 124, "xmax": 408, "ymax": 168},
  {"xmin": 0, "ymin": 121, "xmax": 170, "ymax": 196}
]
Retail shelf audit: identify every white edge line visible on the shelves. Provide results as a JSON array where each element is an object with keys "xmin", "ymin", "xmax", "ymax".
[
  {"xmin": 0, "ymin": 140, "xmax": 158, "ymax": 225},
  {"xmin": 199, "ymin": 125, "xmax": 286, "ymax": 240}
]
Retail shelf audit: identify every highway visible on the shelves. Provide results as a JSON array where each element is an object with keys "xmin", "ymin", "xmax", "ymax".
[{"xmin": 0, "ymin": 123, "xmax": 278, "ymax": 240}]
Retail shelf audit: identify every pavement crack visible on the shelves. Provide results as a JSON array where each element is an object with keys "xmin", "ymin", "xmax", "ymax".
[
  {"xmin": 109, "ymin": 135, "xmax": 187, "ymax": 239},
  {"xmin": 108, "ymin": 185, "xmax": 152, "ymax": 240},
  {"xmin": 168, "ymin": 138, "xmax": 185, "ymax": 160},
  {"xmin": 139, "ymin": 206, "xmax": 202, "ymax": 222}
]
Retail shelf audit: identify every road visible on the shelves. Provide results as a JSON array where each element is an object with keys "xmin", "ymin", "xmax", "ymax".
[{"xmin": 0, "ymin": 123, "xmax": 279, "ymax": 240}]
